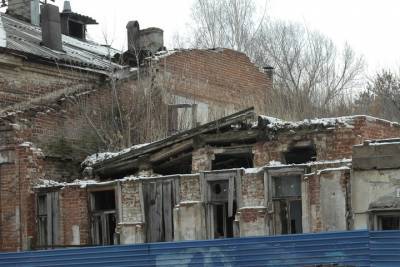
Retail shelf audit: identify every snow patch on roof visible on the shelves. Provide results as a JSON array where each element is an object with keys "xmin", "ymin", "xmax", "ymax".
[
  {"xmin": 0, "ymin": 14, "xmax": 6, "ymax": 47},
  {"xmin": 82, "ymin": 143, "xmax": 150, "ymax": 167},
  {"xmin": 258, "ymin": 115, "xmax": 356, "ymax": 130},
  {"xmin": 258, "ymin": 114, "xmax": 400, "ymax": 131}
]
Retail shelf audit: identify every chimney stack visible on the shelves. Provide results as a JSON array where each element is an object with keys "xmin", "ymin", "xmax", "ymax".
[
  {"xmin": 7, "ymin": 0, "xmax": 39, "ymax": 25},
  {"xmin": 63, "ymin": 1, "xmax": 72, "ymax": 13},
  {"xmin": 126, "ymin": 21, "xmax": 140, "ymax": 54},
  {"xmin": 41, "ymin": 4, "xmax": 63, "ymax": 51}
]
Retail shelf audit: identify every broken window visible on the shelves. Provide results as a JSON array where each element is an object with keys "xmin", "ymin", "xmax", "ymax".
[
  {"xmin": 143, "ymin": 179, "xmax": 178, "ymax": 243},
  {"xmin": 284, "ymin": 141, "xmax": 316, "ymax": 164},
  {"xmin": 90, "ymin": 190, "xmax": 117, "ymax": 245},
  {"xmin": 203, "ymin": 171, "xmax": 239, "ymax": 239},
  {"xmin": 267, "ymin": 173, "xmax": 303, "ymax": 235},
  {"xmin": 36, "ymin": 192, "xmax": 59, "ymax": 247}
]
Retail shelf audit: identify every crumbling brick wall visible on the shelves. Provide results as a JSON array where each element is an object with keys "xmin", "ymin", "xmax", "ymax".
[{"xmin": 253, "ymin": 116, "xmax": 400, "ymax": 167}]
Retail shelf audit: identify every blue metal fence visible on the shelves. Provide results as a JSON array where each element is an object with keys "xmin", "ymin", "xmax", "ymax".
[{"xmin": 0, "ymin": 230, "xmax": 399, "ymax": 267}]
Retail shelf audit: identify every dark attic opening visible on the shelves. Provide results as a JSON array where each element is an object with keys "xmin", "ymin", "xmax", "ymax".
[
  {"xmin": 152, "ymin": 151, "xmax": 193, "ymax": 175},
  {"xmin": 212, "ymin": 153, "xmax": 253, "ymax": 170},
  {"xmin": 284, "ymin": 141, "xmax": 316, "ymax": 164},
  {"xmin": 68, "ymin": 20, "xmax": 84, "ymax": 39}
]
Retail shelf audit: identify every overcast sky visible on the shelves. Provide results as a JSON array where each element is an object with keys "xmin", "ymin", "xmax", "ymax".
[{"xmin": 1, "ymin": 0, "xmax": 399, "ymax": 74}]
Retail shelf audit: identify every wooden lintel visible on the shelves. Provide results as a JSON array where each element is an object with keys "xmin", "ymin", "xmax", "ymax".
[
  {"xmin": 155, "ymin": 152, "xmax": 192, "ymax": 170},
  {"xmin": 200, "ymin": 130, "xmax": 260, "ymax": 144},
  {"xmin": 150, "ymin": 140, "xmax": 193, "ymax": 163},
  {"xmin": 95, "ymin": 158, "xmax": 139, "ymax": 176},
  {"xmin": 213, "ymin": 145, "xmax": 253, "ymax": 156}
]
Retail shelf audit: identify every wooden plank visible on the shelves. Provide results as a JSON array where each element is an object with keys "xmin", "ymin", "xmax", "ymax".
[
  {"xmin": 212, "ymin": 145, "xmax": 253, "ymax": 156},
  {"xmin": 236, "ymin": 169, "xmax": 242, "ymax": 209},
  {"xmin": 139, "ymin": 181, "xmax": 145, "ymax": 223},
  {"xmin": 154, "ymin": 152, "xmax": 192, "ymax": 170},
  {"xmin": 204, "ymin": 171, "xmax": 236, "ymax": 182},
  {"xmin": 149, "ymin": 140, "xmax": 193, "ymax": 163},
  {"xmin": 116, "ymin": 182, "xmax": 122, "ymax": 224},
  {"xmin": 52, "ymin": 192, "xmax": 59, "ymax": 245},
  {"xmin": 201, "ymin": 130, "xmax": 260, "ymax": 144},
  {"xmin": 264, "ymin": 170, "xmax": 269, "ymax": 209},
  {"xmin": 228, "ymin": 176, "xmax": 234, "ymax": 217},
  {"xmin": 200, "ymin": 172, "xmax": 206, "ymax": 202},
  {"xmin": 162, "ymin": 181, "xmax": 173, "ymax": 241},
  {"xmin": 46, "ymin": 193, "xmax": 53, "ymax": 246},
  {"xmin": 173, "ymin": 177, "xmax": 180, "ymax": 205}
]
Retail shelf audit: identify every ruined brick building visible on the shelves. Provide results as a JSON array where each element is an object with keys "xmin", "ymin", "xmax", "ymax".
[
  {"xmin": 1, "ymin": 0, "xmax": 400, "ymax": 254},
  {"xmin": 36, "ymin": 108, "xmax": 400, "ymax": 248},
  {"xmin": 0, "ymin": 1, "xmax": 272, "ymax": 251}
]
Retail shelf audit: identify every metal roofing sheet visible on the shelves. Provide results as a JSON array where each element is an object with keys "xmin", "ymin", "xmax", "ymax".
[{"xmin": 0, "ymin": 12, "xmax": 123, "ymax": 72}]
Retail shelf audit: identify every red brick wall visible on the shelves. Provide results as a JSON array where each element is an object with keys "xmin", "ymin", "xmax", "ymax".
[
  {"xmin": 0, "ymin": 142, "xmax": 44, "ymax": 251},
  {"xmin": 156, "ymin": 49, "xmax": 271, "ymax": 115},
  {"xmin": 59, "ymin": 187, "xmax": 90, "ymax": 246}
]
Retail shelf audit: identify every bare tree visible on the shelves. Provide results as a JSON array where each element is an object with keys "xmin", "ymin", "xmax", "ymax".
[
  {"xmin": 190, "ymin": 0, "xmax": 267, "ymax": 59},
  {"xmin": 187, "ymin": 0, "xmax": 365, "ymax": 120},
  {"xmin": 257, "ymin": 21, "xmax": 365, "ymax": 119},
  {"xmin": 354, "ymin": 70, "xmax": 400, "ymax": 122}
]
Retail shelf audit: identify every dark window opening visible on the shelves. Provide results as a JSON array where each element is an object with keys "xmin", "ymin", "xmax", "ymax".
[
  {"xmin": 284, "ymin": 145, "xmax": 316, "ymax": 164},
  {"xmin": 92, "ymin": 190, "xmax": 115, "ymax": 211},
  {"xmin": 153, "ymin": 152, "xmax": 192, "ymax": 175},
  {"xmin": 91, "ymin": 190, "xmax": 116, "ymax": 246},
  {"xmin": 212, "ymin": 153, "xmax": 253, "ymax": 170},
  {"xmin": 379, "ymin": 216, "xmax": 400, "ymax": 230},
  {"xmin": 213, "ymin": 202, "xmax": 237, "ymax": 238},
  {"xmin": 68, "ymin": 20, "xmax": 85, "ymax": 39}
]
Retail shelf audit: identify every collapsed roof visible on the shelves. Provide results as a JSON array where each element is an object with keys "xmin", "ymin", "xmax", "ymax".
[{"xmin": 84, "ymin": 107, "xmax": 391, "ymax": 178}]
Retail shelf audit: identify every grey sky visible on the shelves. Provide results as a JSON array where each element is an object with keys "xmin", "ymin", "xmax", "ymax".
[{"xmin": 1, "ymin": 0, "xmax": 399, "ymax": 73}]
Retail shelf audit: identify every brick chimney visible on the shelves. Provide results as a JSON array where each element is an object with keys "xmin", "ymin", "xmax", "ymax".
[
  {"xmin": 41, "ymin": 4, "xmax": 63, "ymax": 51},
  {"xmin": 126, "ymin": 21, "xmax": 140, "ymax": 54},
  {"xmin": 7, "ymin": 0, "xmax": 40, "ymax": 25}
]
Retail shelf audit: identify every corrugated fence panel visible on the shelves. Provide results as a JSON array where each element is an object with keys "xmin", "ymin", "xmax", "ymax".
[
  {"xmin": 0, "ymin": 230, "xmax": 396, "ymax": 267},
  {"xmin": 370, "ymin": 231, "xmax": 400, "ymax": 267}
]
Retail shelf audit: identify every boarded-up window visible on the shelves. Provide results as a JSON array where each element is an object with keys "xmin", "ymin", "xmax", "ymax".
[
  {"xmin": 37, "ymin": 192, "xmax": 59, "ymax": 247},
  {"xmin": 143, "ymin": 179, "xmax": 177, "ymax": 243}
]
